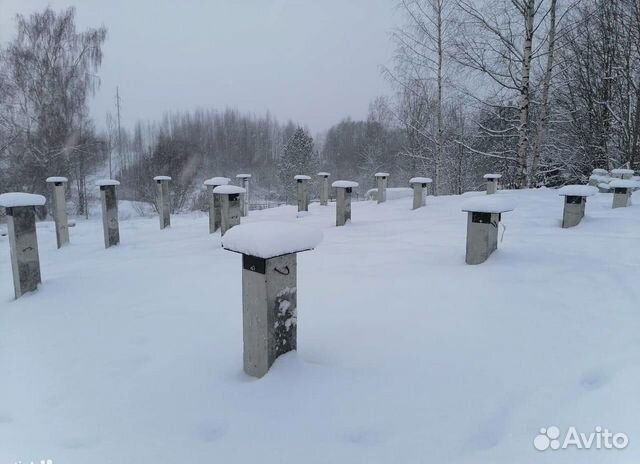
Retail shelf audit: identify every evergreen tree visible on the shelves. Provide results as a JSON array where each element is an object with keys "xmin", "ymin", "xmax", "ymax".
[{"xmin": 277, "ymin": 128, "xmax": 316, "ymax": 201}]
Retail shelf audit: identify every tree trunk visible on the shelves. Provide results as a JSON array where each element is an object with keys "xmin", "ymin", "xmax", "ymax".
[
  {"xmin": 529, "ymin": 0, "xmax": 556, "ymax": 186},
  {"xmin": 516, "ymin": 0, "xmax": 535, "ymax": 188},
  {"xmin": 435, "ymin": 0, "xmax": 444, "ymax": 196}
]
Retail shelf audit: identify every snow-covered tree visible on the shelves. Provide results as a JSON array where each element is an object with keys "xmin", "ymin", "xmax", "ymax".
[{"xmin": 277, "ymin": 128, "xmax": 317, "ymax": 202}]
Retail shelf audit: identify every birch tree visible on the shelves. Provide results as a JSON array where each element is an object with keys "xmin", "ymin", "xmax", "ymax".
[
  {"xmin": 454, "ymin": 0, "xmax": 553, "ymax": 187},
  {"xmin": 528, "ymin": 0, "xmax": 557, "ymax": 185},
  {"xmin": 386, "ymin": 0, "xmax": 455, "ymax": 194}
]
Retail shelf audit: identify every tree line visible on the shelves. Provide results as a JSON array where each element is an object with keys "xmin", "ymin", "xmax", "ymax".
[{"xmin": 1, "ymin": 2, "xmax": 639, "ymax": 217}]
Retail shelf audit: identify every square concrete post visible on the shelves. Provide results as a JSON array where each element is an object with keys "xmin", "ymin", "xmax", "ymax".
[
  {"xmin": 204, "ymin": 177, "xmax": 230, "ymax": 233},
  {"xmin": 153, "ymin": 176, "xmax": 172, "ymax": 229},
  {"xmin": 317, "ymin": 172, "xmax": 330, "ymax": 206},
  {"xmin": 409, "ymin": 177, "xmax": 433, "ymax": 210},
  {"xmin": 462, "ymin": 198, "xmax": 514, "ymax": 265},
  {"xmin": 484, "ymin": 174, "xmax": 502, "ymax": 194},
  {"xmin": 465, "ymin": 212, "xmax": 500, "ymax": 264},
  {"xmin": 222, "ymin": 222, "xmax": 322, "ymax": 378},
  {"xmin": 97, "ymin": 180, "xmax": 120, "ymax": 248},
  {"xmin": 46, "ymin": 176, "xmax": 69, "ymax": 248},
  {"xmin": 213, "ymin": 185, "xmax": 245, "ymax": 236},
  {"xmin": 242, "ymin": 252, "xmax": 297, "ymax": 377},
  {"xmin": 294, "ymin": 175, "xmax": 310, "ymax": 212},
  {"xmin": 236, "ymin": 174, "xmax": 251, "ymax": 217},
  {"xmin": 374, "ymin": 172, "xmax": 389, "ymax": 203},
  {"xmin": 0, "ymin": 193, "xmax": 46, "ymax": 299},
  {"xmin": 612, "ymin": 187, "xmax": 631, "ymax": 208},
  {"xmin": 610, "ymin": 180, "xmax": 637, "ymax": 208},
  {"xmin": 558, "ymin": 186, "xmax": 596, "ymax": 228},
  {"xmin": 562, "ymin": 196, "xmax": 586, "ymax": 228},
  {"xmin": 332, "ymin": 180, "xmax": 358, "ymax": 226}
]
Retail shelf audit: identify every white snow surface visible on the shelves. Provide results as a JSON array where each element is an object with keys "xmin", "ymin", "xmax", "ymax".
[
  {"xmin": 0, "ymin": 192, "xmax": 46, "ymax": 207},
  {"xmin": 1, "ymin": 188, "xmax": 639, "ymax": 464},
  {"xmin": 45, "ymin": 176, "xmax": 68, "ymax": 183},
  {"xmin": 212, "ymin": 185, "xmax": 246, "ymax": 194},
  {"xmin": 409, "ymin": 177, "xmax": 433, "ymax": 184},
  {"xmin": 598, "ymin": 183, "xmax": 611, "ymax": 190},
  {"xmin": 461, "ymin": 195, "xmax": 515, "ymax": 213},
  {"xmin": 610, "ymin": 168, "xmax": 634, "ymax": 175},
  {"xmin": 204, "ymin": 177, "xmax": 231, "ymax": 186},
  {"xmin": 374, "ymin": 172, "xmax": 389, "ymax": 177},
  {"xmin": 153, "ymin": 176, "xmax": 172, "ymax": 181},
  {"xmin": 294, "ymin": 175, "xmax": 311, "ymax": 180},
  {"xmin": 317, "ymin": 172, "xmax": 330, "ymax": 177},
  {"xmin": 222, "ymin": 221, "xmax": 322, "ymax": 258},
  {"xmin": 609, "ymin": 179, "xmax": 639, "ymax": 189},
  {"xmin": 557, "ymin": 185, "xmax": 598, "ymax": 197},
  {"xmin": 236, "ymin": 174, "xmax": 252, "ymax": 179},
  {"xmin": 483, "ymin": 173, "xmax": 502, "ymax": 179},
  {"xmin": 95, "ymin": 179, "xmax": 120, "ymax": 186},
  {"xmin": 331, "ymin": 180, "xmax": 359, "ymax": 188},
  {"xmin": 592, "ymin": 168, "xmax": 608, "ymax": 175}
]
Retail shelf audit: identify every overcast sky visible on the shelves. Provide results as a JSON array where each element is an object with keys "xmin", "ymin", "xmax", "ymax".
[{"xmin": 0, "ymin": 0, "xmax": 399, "ymax": 132}]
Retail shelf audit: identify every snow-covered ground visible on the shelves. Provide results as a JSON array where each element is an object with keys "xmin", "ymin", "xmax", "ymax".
[{"xmin": 0, "ymin": 188, "xmax": 639, "ymax": 464}]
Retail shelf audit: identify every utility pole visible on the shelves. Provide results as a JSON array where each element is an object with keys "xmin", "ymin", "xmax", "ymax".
[{"xmin": 115, "ymin": 86, "xmax": 123, "ymax": 170}]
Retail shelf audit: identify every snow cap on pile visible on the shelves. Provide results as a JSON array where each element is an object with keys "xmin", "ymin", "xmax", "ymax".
[
  {"xmin": 332, "ymin": 180, "xmax": 359, "ymax": 188},
  {"xmin": 410, "ymin": 177, "xmax": 433, "ymax": 184},
  {"xmin": 558, "ymin": 185, "xmax": 598, "ymax": 197},
  {"xmin": 461, "ymin": 196, "xmax": 515, "ymax": 213},
  {"xmin": 212, "ymin": 185, "xmax": 245, "ymax": 195},
  {"xmin": 204, "ymin": 177, "xmax": 231, "ymax": 186},
  {"xmin": 96, "ymin": 179, "xmax": 120, "ymax": 186},
  {"xmin": 223, "ymin": 221, "xmax": 322, "ymax": 259},
  {"xmin": 46, "ymin": 176, "xmax": 68, "ymax": 183},
  {"xmin": 0, "ymin": 192, "xmax": 46, "ymax": 208},
  {"xmin": 609, "ymin": 179, "xmax": 639, "ymax": 189}
]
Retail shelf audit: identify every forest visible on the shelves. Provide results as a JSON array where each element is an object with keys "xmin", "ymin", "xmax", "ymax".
[{"xmin": 1, "ymin": 0, "xmax": 639, "ymax": 213}]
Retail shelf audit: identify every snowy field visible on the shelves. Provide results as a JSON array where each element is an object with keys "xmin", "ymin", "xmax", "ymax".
[{"xmin": 1, "ymin": 188, "xmax": 639, "ymax": 463}]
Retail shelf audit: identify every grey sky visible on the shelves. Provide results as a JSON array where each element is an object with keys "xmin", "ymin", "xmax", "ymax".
[{"xmin": 0, "ymin": 0, "xmax": 399, "ymax": 132}]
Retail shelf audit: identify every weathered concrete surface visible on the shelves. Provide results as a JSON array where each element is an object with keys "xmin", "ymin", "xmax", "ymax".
[
  {"xmin": 100, "ymin": 185, "xmax": 120, "ymax": 248},
  {"xmin": 465, "ymin": 211, "xmax": 500, "ymax": 265},
  {"xmin": 239, "ymin": 177, "xmax": 249, "ymax": 217},
  {"xmin": 376, "ymin": 177, "xmax": 387, "ymax": 203},
  {"xmin": 319, "ymin": 175, "xmax": 329, "ymax": 206},
  {"xmin": 156, "ymin": 179, "xmax": 171, "ymax": 229},
  {"xmin": 335, "ymin": 187, "xmax": 352, "ymax": 226},
  {"xmin": 562, "ymin": 196, "xmax": 586, "ymax": 228},
  {"xmin": 207, "ymin": 185, "xmax": 223, "ymax": 233},
  {"xmin": 50, "ymin": 182, "xmax": 69, "ymax": 248},
  {"xmin": 486, "ymin": 179, "xmax": 497, "ymax": 195},
  {"xmin": 242, "ymin": 252, "xmax": 297, "ymax": 378},
  {"xmin": 6, "ymin": 206, "xmax": 42, "ymax": 298},
  {"xmin": 412, "ymin": 183, "xmax": 426, "ymax": 210},
  {"xmin": 220, "ymin": 193, "xmax": 242, "ymax": 236},
  {"xmin": 612, "ymin": 188, "xmax": 631, "ymax": 208},
  {"xmin": 297, "ymin": 180, "xmax": 309, "ymax": 212}
]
